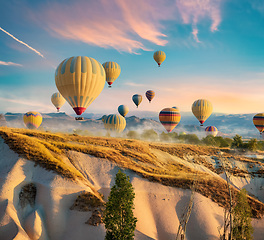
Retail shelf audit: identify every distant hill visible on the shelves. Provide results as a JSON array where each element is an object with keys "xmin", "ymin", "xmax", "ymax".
[{"xmin": 3, "ymin": 111, "xmax": 259, "ymax": 138}]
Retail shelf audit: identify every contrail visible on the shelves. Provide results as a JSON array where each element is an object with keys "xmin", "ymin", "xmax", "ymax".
[
  {"xmin": 0, "ymin": 26, "xmax": 45, "ymax": 58},
  {"xmin": 0, "ymin": 61, "xmax": 22, "ymax": 66}
]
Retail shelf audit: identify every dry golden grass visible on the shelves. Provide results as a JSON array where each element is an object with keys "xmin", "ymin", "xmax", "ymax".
[{"xmin": 0, "ymin": 127, "xmax": 264, "ymax": 218}]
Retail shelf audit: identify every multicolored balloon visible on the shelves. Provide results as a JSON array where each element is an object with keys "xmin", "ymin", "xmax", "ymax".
[
  {"xmin": 159, "ymin": 107, "xmax": 181, "ymax": 133},
  {"xmin": 145, "ymin": 90, "xmax": 155, "ymax": 103},
  {"xmin": 118, "ymin": 105, "xmax": 129, "ymax": 117},
  {"xmin": 102, "ymin": 61, "xmax": 121, "ymax": 88},
  {"xmin": 205, "ymin": 126, "xmax": 218, "ymax": 137},
  {"xmin": 153, "ymin": 51, "xmax": 166, "ymax": 67},
  {"xmin": 55, "ymin": 56, "xmax": 106, "ymax": 116},
  {"xmin": 51, "ymin": 92, "xmax": 66, "ymax": 112},
  {"xmin": 132, "ymin": 94, "xmax": 142, "ymax": 108},
  {"xmin": 253, "ymin": 113, "xmax": 264, "ymax": 134},
  {"xmin": 192, "ymin": 99, "xmax": 213, "ymax": 126},
  {"xmin": 23, "ymin": 111, "xmax": 42, "ymax": 129},
  {"xmin": 104, "ymin": 114, "xmax": 126, "ymax": 133}
]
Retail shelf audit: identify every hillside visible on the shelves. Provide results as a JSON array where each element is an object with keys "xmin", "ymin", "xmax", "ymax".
[
  {"xmin": 2, "ymin": 111, "xmax": 260, "ymax": 138},
  {"xmin": 0, "ymin": 127, "xmax": 264, "ymax": 239}
]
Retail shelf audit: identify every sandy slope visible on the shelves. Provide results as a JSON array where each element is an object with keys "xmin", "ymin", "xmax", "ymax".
[{"xmin": 0, "ymin": 137, "xmax": 264, "ymax": 239}]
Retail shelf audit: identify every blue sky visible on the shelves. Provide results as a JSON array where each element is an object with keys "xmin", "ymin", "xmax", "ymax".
[{"xmin": 1, "ymin": 0, "xmax": 264, "ymax": 115}]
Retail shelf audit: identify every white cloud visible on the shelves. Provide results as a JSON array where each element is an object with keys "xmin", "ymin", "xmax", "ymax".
[{"xmin": 0, "ymin": 61, "xmax": 22, "ymax": 66}]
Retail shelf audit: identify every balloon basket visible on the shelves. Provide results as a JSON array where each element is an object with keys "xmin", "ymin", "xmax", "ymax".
[{"xmin": 75, "ymin": 117, "xmax": 84, "ymax": 121}]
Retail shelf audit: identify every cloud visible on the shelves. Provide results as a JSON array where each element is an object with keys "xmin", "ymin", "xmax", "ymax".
[
  {"xmin": 124, "ymin": 82, "xmax": 147, "ymax": 87},
  {"xmin": 0, "ymin": 61, "xmax": 22, "ymax": 66},
  {"xmin": 191, "ymin": 26, "xmax": 201, "ymax": 43},
  {"xmin": 250, "ymin": 1, "xmax": 264, "ymax": 13},
  {"xmin": 34, "ymin": 0, "xmax": 223, "ymax": 52},
  {"xmin": 176, "ymin": 0, "xmax": 222, "ymax": 42},
  {"xmin": 0, "ymin": 97, "xmax": 53, "ymax": 109},
  {"xmin": 0, "ymin": 26, "xmax": 45, "ymax": 58}
]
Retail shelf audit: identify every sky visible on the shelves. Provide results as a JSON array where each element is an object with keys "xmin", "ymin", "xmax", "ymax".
[{"xmin": 1, "ymin": 0, "xmax": 264, "ymax": 116}]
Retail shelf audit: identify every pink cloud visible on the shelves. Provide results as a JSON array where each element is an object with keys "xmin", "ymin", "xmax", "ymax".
[
  {"xmin": 176, "ymin": 0, "xmax": 222, "ymax": 42},
  {"xmin": 35, "ymin": 0, "xmax": 223, "ymax": 52}
]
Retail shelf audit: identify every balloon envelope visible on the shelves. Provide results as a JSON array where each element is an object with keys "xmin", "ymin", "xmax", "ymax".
[
  {"xmin": 51, "ymin": 92, "xmax": 66, "ymax": 112},
  {"xmin": 153, "ymin": 51, "xmax": 166, "ymax": 66},
  {"xmin": 253, "ymin": 113, "xmax": 264, "ymax": 134},
  {"xmin": 104, "ymin": 114, "xmax": 126, "ymax": 133},
  {"xmin": 146, "ymin": 90, "xmax": 155, "ymax": 103},
  {"xmin": 102, "ymin": 61, "xmax": 121, "ymax": 87},
  {"xmin": 192, "ymin": 99, "xmax": 213, "ymax": 126},
  {"xmin": 132, "ymin": 94, "xmax": 142, "ymax": 108},
  {"xmin": 205, "ymin": 126, "xmax": 218, "ymax": 137},
  {"xmin": 118, "ymin": 105, "xmax": 129, "ymax": 117},
  {"xmin": 159, "ymin": 108, "xmax": 181, "ymax": 133},
  {"xmin": 55, "ymin": 56, "xmax": 105, "ymax": 116},
  {"xmin": 102, "ymin": 115, "xmax": 107, "ymax": 123},
  {"xmin": 23, "ymin": 111, "xmax": 42, "ymax": 129}
]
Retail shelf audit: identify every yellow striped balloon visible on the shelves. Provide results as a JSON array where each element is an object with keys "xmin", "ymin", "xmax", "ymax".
[
  {"xmin": 55, "ymin": 56, "xmax": 106, "ymax": 116},
  {"xmin": 51, "ymin": 92, "xmax": 66, "ymax": 112},
  {"xmin": 102, "ymin": 61, "xmax": 121, "ymax": 87},
  {"xmin": 253, "ymin": 113, "xmax": 264, "ymax": 134},
  {"xmin": 104, "ymin": 114, "xmax": 126, "ymax": 133},
  {"xmin": 23, "ymin": 111, "xmax": 42, "ymax": 129},
  {"xmin": 192, "ymin": 99, "xmax": 213, "ymax": 126},
  {"xmin": 153, "ymin": 51, "xmax": 166, "ymax": 67},
  {"xmin": 159, "ymin": 107, "xmax": 181, "ymax": 133},
  {"xmin": 102, "ymin": 115, "xmax": 107, "ymax": 123},
  {"xmin": 145, "ymin": 90, "xmax": 155, "ymax": 103}
]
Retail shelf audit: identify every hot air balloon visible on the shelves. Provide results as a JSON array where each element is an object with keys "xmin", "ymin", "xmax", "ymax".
[
  {"xmin": 205, "ymin": 126, "xmax": 218, "ymax": 137},
  {"xmin": 146, "ymin": 90, "xmax": 155, "ymax": 103},
  {"xmin": 192, "ymin": 99, "xmax": 213, "ymax": 126},
  {"xmin": 159, "ymin": 108, "xmax": 181, "ymax": 133},
  {"xmin": 153, "ymin": 51, "xmax": 166, "ymax": 67},
  {"xmin": 253, "ymin": 113, "xmax": 264, "ymax": 134},
  {"xmin": 55, "ymin": 56, "xmax": 105, "ymax": 120},
  {"xmin": 104, "ymin": 114, "xmax": 126, "ymax": 133},
  {"xmin": 118, "ymin": 105, "xmax": 129, "ymax": 117},
  {"xmin": 102, "ymin": 115, "xmax": 107, "ymax": 123},
  {"xmin": 51, "ymin": 92, "xmax": 66, "ymax": 112},
  {"xmin": 132, "ymin": 94, "xmax": 142, "ymax": 108},
  {"xmin": 102, "ymin": 61, "xmax": 121, "ymax": 88},
  {"xmin": 23, "ymin": 111, "xmax": 42, "ymax": 129}
]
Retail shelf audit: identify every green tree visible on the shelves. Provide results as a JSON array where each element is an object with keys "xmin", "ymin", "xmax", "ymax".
[
  {"xmin": 141, "ymin": 129, "xmax": 158, "ymax": 141},
  {"xmin": 245, "ymin": 138, "xmax": 258, "ymax": 151},
  {"xmin": 202, "ymin": 135, "xmax": 218, "ymax": 146},
  {"xmin": 126, "ymin": 131, "xmax": 140, "ymax": 139},
  {"xmin": 232, "ymin": 188, "xmax": 253, "ymax": 240},
  {"xmin": 159, "ymin": 132, "xmax": 171, "ymax": 142},
  {"xmin": 103, "ymin": 170, "xmax": 137, "ymax": 240},
  {"xmin": 231, "ymin": 135, "xmax": 243, "ymax": 149},
  {"xmin": 183, "ymin": 134, "xmax": 200, "ymax": 144}
]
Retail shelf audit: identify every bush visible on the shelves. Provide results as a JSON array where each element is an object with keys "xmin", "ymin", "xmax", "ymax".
[
  {"xmin": 244, "ymin": 138, "xmax": 258, "ymax": 151},
  {"xmin": 231, "ymin": 135, "xmax": 243, "ymax": 149},
  {"xmin": 202, "ymin": 135, "xmax": 218, "ymax": 146},
  {"xmin": 126, "ymin": 131, "xmax": 140, "ymax": 140},
  {"xmin": 159, "ymin": 132, "xmax": 171, "ymax": 142},
  {"xmin": 232, "ymin": 188, "xmax": 253, "ymax": 239},
  {"xmin": 141, "ymin": 129, "xmax": 158, "ymax": 141}
]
